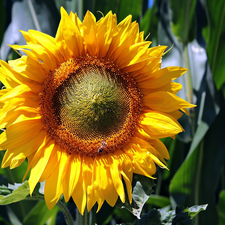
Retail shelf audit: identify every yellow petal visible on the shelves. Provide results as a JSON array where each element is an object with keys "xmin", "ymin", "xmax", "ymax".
[
  {"xmin": 124, "ymin": 145, "xmax": 156, "ymax": 178},
  {"xmin": 92, "ymin": 157, "xmax": 105, "ymax": 212},
  {"xmin": 93, "ymin": 155, "xmax": 118, "ymax": 208},
  {"xmin": 108, "ymin": 153, "xmax": 125, "ymax": 203},
  {"xmin": 82, "ymin": 156, "xmax": 95, "ymax": 212},
  {"xmin": 131, "ymin": 136, "xmax": 167, "ymax": 164},
  {"xmin": 109, "ymin": 22, "xmax": 139, "ymax": 62},
  {"xmin": 119, "ymin": 151, "xmax": 133, "ymax": 204},
  {"xmin": 26, "ymin": 30, "xmax": 64, "ymax": 63},
  {"xmin": 2, "ymin": 130, "xmax": 46, "ymax": 168},
  {"xmin": 0, "ymin": 60, "xmax": 25, "ymax": 88},
  {"xmin": 44, "ymin": 150, "xmax": 68, "ymax": 210},
  {"xmin": 71, "ymin": 157, "xmax": 86, "ymax": 215},
  {"xmin": 56, "ymin": 7, "xmax": 84, "ymax": 59},
  {"xmin": 29, "ymin": 136, "xmax": 55, "ymax": 194},
  {"xmin": 97, "ymin": 11, "xmax": 115, "ymax": 57},
  {"xmin": 63, "ymin": 153, "xmax": 82, "ymax": 202},
  {"xmin": 147, "ymin": 45, "xmax": 168, "ymax": 58},
  {"xmin": 0, "ymin": 84, "xmax": 40, "ymax": 103},
  {"xmin": 8, "ymin": 55, "xmax": 45, "ymax": 83},
  {"xmin": 10, "ymin": 44, "xmax": 57, "ymax": 71},
  {"xmin": 107, "ymin": 15, "xmax": 132, "ymax": 58},
  {"xmin": 130, "ymin": 46, "xmax": 167, "ymax": 75},
  {"xmin": 0, "ymin": 117, "xmax": 43, "ymax": 150},
  {"xmin": 141, "ymin": 111, "xmax": 184, "ymax": 138},
  {"xmin": 148, "ymin": 139, "xmax": 170, "ymax": 160},
  {"xmin": 39, "ymin": 144, "xmax": 62, "ymax": 182},
  {"xmin": 23, "ymin": 151, "xmax": 35, "ymax": 181},
  {"xmin": 143, "ymin": 91, "xmax": 195, "ymax": 112},
  {"xmin": 83, "ymin": 11, "xmax": 98, "ymax": 56},
  {"xmin": 0, "ymin": 97, "xmax": 38, "ymax": 122},
  {"xmin": 117, "ymin": 42, "xmax": 151, "ymax": 68},
  {"xmin": 138, "ymin": 67, "xmax": 187, "ymax": 89},
  {"xmin": 0, "ymin": 105, "xmax": 39, "ymax": 129},
  {"xmin": 74, "ymin": 13, "xmax": 83, "ymax": 35}
]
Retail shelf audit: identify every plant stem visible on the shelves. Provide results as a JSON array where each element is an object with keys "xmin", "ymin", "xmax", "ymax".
[
  {"xmin": 56, "ymin": 201, "xmax": 75, "ymax": 225},
  {"xmin": 76, "ymin": 207, "xmax": 93, "ymax": 225}
]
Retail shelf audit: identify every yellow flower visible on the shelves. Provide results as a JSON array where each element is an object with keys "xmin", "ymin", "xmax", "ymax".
[{"xmin": 0, "ymin": 8, "xmax": 194, "ymax": 214}]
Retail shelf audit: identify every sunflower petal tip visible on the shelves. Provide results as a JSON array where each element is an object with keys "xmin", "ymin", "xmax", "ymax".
[{"xmin": 60, "ymin": 6, "xmax": 68, "ymax": 16}]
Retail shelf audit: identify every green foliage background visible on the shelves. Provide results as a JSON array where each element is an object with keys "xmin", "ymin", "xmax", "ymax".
[{"xmin": 0, "ymin": 0, "xmax": 225, "ymax": 224}]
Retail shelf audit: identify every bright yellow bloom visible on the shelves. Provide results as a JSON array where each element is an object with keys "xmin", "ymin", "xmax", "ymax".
[{"xmin": 0, "ymin": 8, "xmax": 194, "ymax": 214}]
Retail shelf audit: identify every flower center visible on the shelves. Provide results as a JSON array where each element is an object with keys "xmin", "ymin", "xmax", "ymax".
[
  {"xmin": 55, "ymin": 67, "xmax": 130, "ymax": 140},
  {"xmin": 39, "ymin": 56, "xmax": 142, "ymax": 156}
]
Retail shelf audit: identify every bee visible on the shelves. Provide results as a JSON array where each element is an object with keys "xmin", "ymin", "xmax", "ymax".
[{"xmin": 98, "ymin": 140, "xmax": 107, "ymax": 153}]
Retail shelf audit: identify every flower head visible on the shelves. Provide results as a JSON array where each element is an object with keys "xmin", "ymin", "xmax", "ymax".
[{"xmin": 0, "ymin": 8, "xmax": 194, "ymax": 214}]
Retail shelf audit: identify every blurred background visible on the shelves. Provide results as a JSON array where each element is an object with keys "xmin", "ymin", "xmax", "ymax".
[{"xmin": 0, "ymin": 0, "xmax": 225, "ymax": 225}]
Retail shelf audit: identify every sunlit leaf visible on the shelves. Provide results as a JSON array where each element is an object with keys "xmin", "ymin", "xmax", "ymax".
[
  {"xmin": 0, "ymin": 182, "xmax": 30, "ymax": 205},
  {"xmin": 184, "ymin": 204, "xmax": 208, "ymax": 220}
]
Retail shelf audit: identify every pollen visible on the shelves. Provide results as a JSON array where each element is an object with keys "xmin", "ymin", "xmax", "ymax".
[{"xmin": 39, "ymin": 55, "xmax": 142, "ymax": 156}]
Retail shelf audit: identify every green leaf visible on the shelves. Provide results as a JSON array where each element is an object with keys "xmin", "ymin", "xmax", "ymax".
[
  {"xmin": 0, "ymin": 182, "xmax": 46, "ymax": 224},
  {"xmin": 0, "ymin": 182, "xmax": 30, "ymax": 205},
  {"xmin": 0, "ymin": 153, "xmax": 37, "ymax": 222},
  {"xmin": 22, "ymin": 201, "xmax": 59, "ymax": 225},
  {"xmin": 92, "ymin": 0, "xmax": 142, "ymax": 22},
  {"xmin": 146, "ymin": 195, "xmax": 170, "ymax": 208},
  {"xmin": 201, "ymin": 0, "xmax": 225, "ymax": 92},
  {"xmin": 218, "ymin": 190, "xmax": 225, "ymax": 225},
  {"xmin": 117, "ymin": 0, "xmax": 142, "ymax": 23},
  {"xmin": 170, "ymin": 100, "xmax": 225, "ymax": 225},
  {"xmin": 170, "ymin": 0, "xmax": 196, "ymax": 44},
  {"xmin": 184, "ymin": 204, "xmax": 208, "ymax": 220},
  {"xmin": 0, "ymin": 185, "xmax": 12, "ymax": 196},
  {"xmin": 116, "ymin": 174, "xmax": 155, "ymax": 219},
  {"xmin": 140, "ymin": 2, "xmax": 159, "ymax": 45},
  {"xmin": 160, "ymin": 205, "xmax": 206, "ymax": 225},
  {"xmin": 160, "ymin": 207, "xmax": 175, "ymax": 225}
]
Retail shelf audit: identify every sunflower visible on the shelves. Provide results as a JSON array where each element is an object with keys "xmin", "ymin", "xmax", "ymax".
[{"xmin": 0, "ymin": 8, "xmax": 194, "ymax": 214}]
